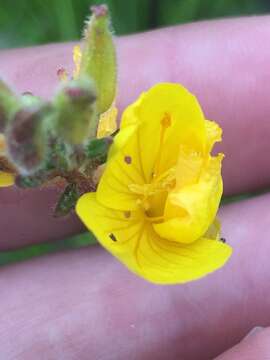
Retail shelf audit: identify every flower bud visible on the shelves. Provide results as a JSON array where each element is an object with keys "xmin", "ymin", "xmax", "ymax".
[
  {"xmin": 80, "ymin": 4, "xmax": 117, "ymax": 114},
  {"xmin": 52, "ymin": 77, "xmax": 98, "ymax": 144},
  {"xmin": 0, "ymin": 79, "xmax": 20, "ymax": 132},
  {"xmin": 6, "ymin": 104, "xmax": 51, "ymax": 174}
]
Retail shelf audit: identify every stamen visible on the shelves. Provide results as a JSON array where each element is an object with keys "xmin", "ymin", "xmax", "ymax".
[
  {"xmin": 73, "ymin": 45, "xmax": 82, "ymax": 79},
  {"xmin": 153, "ymin": 112, "xmax": 171, "ymax": 178},
  {"xmin": 57, "ymin": 68, "xmax": 68, "ymax": 82}
]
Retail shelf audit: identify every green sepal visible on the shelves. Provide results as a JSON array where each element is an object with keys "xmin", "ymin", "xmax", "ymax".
[
  {"xmin": 85, "ymin": 137, "xmax": 112, "ymax": 163},
  {"xmin": 54, "ymin": 183, "xmax": 80, "ymax": 217},
  {"xmin": 45, "ymin": 139, "xmax": 70, "ymax": 172},
  {"xmin": 15, "ymin": 173, "xmax": 45, "ymax": 188}
]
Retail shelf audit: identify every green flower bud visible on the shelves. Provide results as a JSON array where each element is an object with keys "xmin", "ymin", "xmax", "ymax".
[
  {"xmin": 52, "ymin": 77, "xmax": 98, "ymax": 144},
  {"xmin": 0, "ymin": 79, "xmax": 20, "ymax": 131},
  {"xmin": 6, "ymin": 104, "xmax": 51, "ymax": 174},
  {"xmin": 80, "ymin": 4, "xmax": 117, "ymax": 114}
]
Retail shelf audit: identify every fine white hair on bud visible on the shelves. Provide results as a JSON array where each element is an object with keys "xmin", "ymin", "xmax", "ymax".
[{"xmin": 80, "ymin": 4, "xmax": 117, "ymax": 115}]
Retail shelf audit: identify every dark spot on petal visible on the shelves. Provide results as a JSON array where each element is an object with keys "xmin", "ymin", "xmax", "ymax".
[
  {"xmin": 109, "ymin": 233, "xmax": 117, "ymax": 242},
  {"xmin": 124, "ymin": 156, "xmax": 132, "ymax": 164},
  {"xmin": 124, "ymin": 211, "xmax": 131, "ymax": 218},
  {"xmin": 220, "ymin": 237, "xmax": 226, "ymax": 243}
]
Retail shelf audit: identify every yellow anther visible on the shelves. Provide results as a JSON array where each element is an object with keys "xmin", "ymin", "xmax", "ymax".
[{"xmin": 73, "ymin": 45, "xmax": 82, "ymax": 79}]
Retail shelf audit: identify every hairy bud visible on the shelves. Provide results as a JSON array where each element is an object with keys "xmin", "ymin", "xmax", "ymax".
[
  {"xmin": 6, "ymin": 104, "xmax": 50, "ymax": 174},
  {"xmin": 80, "ymin": 4, "xmax": 117, "ymax": 114},
  {"xmin": 52, "ymin": 77, "xmax": 98, "ymax": 144},
  {"xmin": 0, "ymin": 79, "xmax": 20, "ymax": 132}
]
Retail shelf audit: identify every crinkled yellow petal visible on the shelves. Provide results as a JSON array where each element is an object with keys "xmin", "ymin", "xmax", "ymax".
[
  {"xmin": 0, "ymin": 171, "xmax": 14, "ymax": 187},
  {"xmin": 153, "ymin": 154, "xmax": 223, "ymax": 244},
  {"xmin": 76, "ymin": 193, "xmax": 232, "ymax": 284},
  {"xmin": 204, "ymin": 218, "xmax": 221, "ymax": 240},
  {"xmin": 121, "ymin": 83, "xmax": 206, "ymax": 180},
  {"xmin": 205, "ymin": 120, "xmax": 222, "ymax": 153},
  {"xmin": 175, "ymin": 146, "xmax": 204, "ymax": 188},
  {"xmin": 97, "ymin": 83, "xmax": 207, "ymax": 210},
  {"xmin": 97, "ymin": 104, "xmax": 118, "ymax": 138}
]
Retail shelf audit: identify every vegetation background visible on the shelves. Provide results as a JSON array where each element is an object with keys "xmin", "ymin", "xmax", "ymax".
[
  {"xmin": 0, "ymin": 0, "xmax": 269, "ymax": 48},
  {"xmin": 0, "ymin": 0, "xmax": 268, "ymax": 263}
]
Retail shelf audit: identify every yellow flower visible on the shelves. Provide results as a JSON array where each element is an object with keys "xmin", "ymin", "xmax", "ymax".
[
  {"xmin": 76, "ymin": 83, "xmax": 232, "ymax": 284},
  {"xmin": 97, "ymin": 104, "xmax": 118, "ymax": 138},
  {"xmin": 0, "ymin": 134, "xmax": 14, "ymax": 187},
  {"xmin": 0, "ymin": 171, "xmax": 14, "ymax": 187}
]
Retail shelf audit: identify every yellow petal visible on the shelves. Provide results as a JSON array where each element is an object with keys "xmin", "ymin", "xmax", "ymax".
[
  {"xmin": 204, "ymin": 218, "xmax": 221, "ymax": 240},
  {"xmin": 205, "ymin": 119, "xmax": 222, "ymax": 153},
  {"xmin": 175, "ymin": 146, "xmax": 204, "ymax": 188},
  {"xmin": 97, "ymin": 104, "xmax": 118, "ymax": 138},
  {"xmin": 97, "ymin": 123, "xmax": 146, "ymax": 211},
  {"xmin": 97, "ymin": 83, "xmax": 208, "ymax": 210},
  {"xmin": 131, "ymin": 83, "xmax": 207, "ymax": 180},
  {"xmin": 120, "ymin": 93, "xmax": 144, "ymax": 129},
  {"xmin": 76, "ymin": 192, "xmax": 232, "ymax": 284},
  {"xmin": 153, "ymin": 154, "xmax": 223, "ymax": 244},
  {"xmin": 0, "ymin": 171, "xmax": 14, "ymax": 187},
  {"xmin": 73, "ymin": 45, "xmax": 82, "ymax": 79}
]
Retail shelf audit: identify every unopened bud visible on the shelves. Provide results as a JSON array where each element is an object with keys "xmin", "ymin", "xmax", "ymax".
[
  {"xmin": 52, "ymin": 77, "xmax": 98, "ymax": 144},
  {"xmin": 80, "ymin": 4, "xmax": 117, "ymax": 114},
  {"xmin": 0, "ymin": 79, "xmax": 20, "ymax": 132},
  {"xmin": 6, "ymin": 104, "xmax": 50, "ymax": 174}
]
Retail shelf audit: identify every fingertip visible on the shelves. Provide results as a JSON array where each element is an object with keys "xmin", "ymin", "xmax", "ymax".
[{"xmin": 215, "ymin": 327, "xmax": 270, "ymax": 359}]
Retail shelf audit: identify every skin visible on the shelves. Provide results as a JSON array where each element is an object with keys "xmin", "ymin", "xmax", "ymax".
[{"xmin": 0, "ymin": 16, "xmax": 270, "ymax": 359}]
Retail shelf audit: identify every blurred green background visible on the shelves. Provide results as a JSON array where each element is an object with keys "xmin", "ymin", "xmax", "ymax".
[
  {"xmin": 0, "ymin": 0, "xmax": 269, "ymax": 265},
  {"xmin": 0, "ymin": 0, "xmax": 269, "ymax": 48}
]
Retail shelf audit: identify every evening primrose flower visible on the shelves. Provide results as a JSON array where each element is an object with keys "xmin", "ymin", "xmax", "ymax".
[
  {"xmin": 0, "ymin": 171, "xmax": 14, "ymax": 187},
  {"xmin": 77, "ymin": 82, "xmax": 232, "ymax": 284},
  {"xmin": 0, "ymin": 134, "xmax": 14, "ymax": 187}
]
